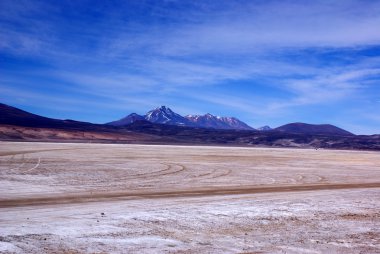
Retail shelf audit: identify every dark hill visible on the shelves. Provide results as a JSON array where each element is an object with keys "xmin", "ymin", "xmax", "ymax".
[
  {"xmin": 107, "ymin": 113, "xmax": 145, "ymax": 126},
  {"xmin": 0, "ymin": 103, "xmax": 117, "ymax": 131},
  {"xmin": 275, "ymin": 122, "xmax": 353, "ymax": 136}
]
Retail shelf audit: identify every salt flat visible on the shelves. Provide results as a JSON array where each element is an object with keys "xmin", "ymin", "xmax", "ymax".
[{"xmin": 0, "ymin": 142, "xmax": 379, "ymax": 253}]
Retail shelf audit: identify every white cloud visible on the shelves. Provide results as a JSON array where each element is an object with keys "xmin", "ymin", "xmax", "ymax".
[{"xmin": 272, "ymin": 67, "xmax": 380, "ymax": 109}]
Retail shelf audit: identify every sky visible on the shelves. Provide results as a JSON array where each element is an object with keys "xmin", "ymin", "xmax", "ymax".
[{"xmin": 1, "ymin": 0, "xmax": 380, "ymax": 134}]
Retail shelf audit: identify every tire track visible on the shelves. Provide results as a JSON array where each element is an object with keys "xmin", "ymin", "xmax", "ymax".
[
  {"xmin": 1, "ymin": 182, "xmax": 379, "ymax": 208},
  {"xmin": 158, "ymin": 163, "xmax": 186, "ymax": 176},
  {"xmin": 23, "ymin": 157, "xmax": 41, "ymax": 174},
  {"xmin": 210, "ymin": 169, "xmax": 232, "ymax": 179},
  {"xmin": 100, "ymin": 164, "xmax": 170, "ymax": 177},
  {"xmin": 189, "ymin": 168, "xmax": 218, "ymax": 178},
  {"xmin": 119, "ymin": 163, "xmax": 187, "ymax": 181},
  {"xmin": 123, "ymin": 163, "xmax": 174, "ymax": 178},
  {"xmin": 189, "ymin": 168, "xmax": 231, "ymax": 180}
]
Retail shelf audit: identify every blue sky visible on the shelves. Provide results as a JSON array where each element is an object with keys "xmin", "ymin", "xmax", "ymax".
[{"xmin": 1, "ymin": 0, "xmax": 380, "ymax": 134}]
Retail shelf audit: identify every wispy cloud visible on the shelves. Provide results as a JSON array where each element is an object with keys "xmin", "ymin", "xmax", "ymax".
[{"xmin": 100, "ymin": 1, "xmax": 380, "ymax": 57}]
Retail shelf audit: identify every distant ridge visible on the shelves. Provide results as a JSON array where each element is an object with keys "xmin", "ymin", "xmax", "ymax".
[{"xmin": 275, "ymin": 122, "xmax": 353, "ymax": 136}]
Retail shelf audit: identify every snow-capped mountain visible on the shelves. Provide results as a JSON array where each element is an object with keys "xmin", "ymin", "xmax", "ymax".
[
  {"xmin": 107, "ymin": 113, "xmax": 144, "ymax": 126},
  {"xmin": 108, "ymin": 106, "xmax": 253, "ymax": 130},
  {"xmin": 186, "ymin": 113, "xmax": 254, "ymax": 130},
  {"xmin": 144, "ymin": 106, "xmax": 193, "ymax": 126},
  {"xmin": 257, "ymin": 125, "xmax": 272, "ymax": 131}
]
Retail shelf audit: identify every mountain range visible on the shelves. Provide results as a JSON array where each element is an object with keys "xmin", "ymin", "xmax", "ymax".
[
  {"xmin": 107, "ymin": 106, "xmax": 254, "ymax": 130},
  {"xmin": 107, "ymin": 106, "xmax": 355, "ymax": 136},
  {"xmin": 1, "ymin": 102, "xmax": 379, "ymax": 150}
]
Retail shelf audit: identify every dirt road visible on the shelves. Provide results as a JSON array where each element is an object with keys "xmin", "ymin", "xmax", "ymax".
[{"xmin": 1, "ymin": 182, "xmax": 380, "ymax": 208}]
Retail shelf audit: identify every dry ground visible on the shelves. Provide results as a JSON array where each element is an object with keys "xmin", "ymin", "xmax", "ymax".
[{"xmin": 0, "ymin": 142, "xmax": 379, "ymax": 253}]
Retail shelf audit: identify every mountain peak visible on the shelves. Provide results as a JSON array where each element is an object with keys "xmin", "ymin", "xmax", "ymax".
[
  {"xmin": 107, "ymin": 113, "xmax": 144, "ymax": 126},
  {"xmin": 151, "ymin": 106, "xmax": 176, "ymax": 115},
  {"xmin": 204, "ymin": 113, "xmax": 218, "ymax": 119},
  {"xmin": 258, "ymin": 125, "xmax": 272, "ymax": 131},
  {"xmin": 145, "ymin": 106, "xmax": 191, "ymax": 126},
  {"xmin": 156, "ymin": 105, "xmax": 170, "ymax": 111}
]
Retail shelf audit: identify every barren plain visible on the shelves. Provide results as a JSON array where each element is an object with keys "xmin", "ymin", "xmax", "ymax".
[{"xmin": 0, "ymin": 142, "xmax": 379, "ymax": 253}]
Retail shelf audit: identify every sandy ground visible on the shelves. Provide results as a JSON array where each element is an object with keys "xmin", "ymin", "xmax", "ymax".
[{"xmin": 0, "ymin": 142, "xmax": 379, "ymax": 253}]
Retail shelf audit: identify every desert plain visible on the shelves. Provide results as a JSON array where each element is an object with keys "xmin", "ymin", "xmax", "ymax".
[{"xmin": 0, "ymin": 141, "xmax": 379, "ymax": 253}]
